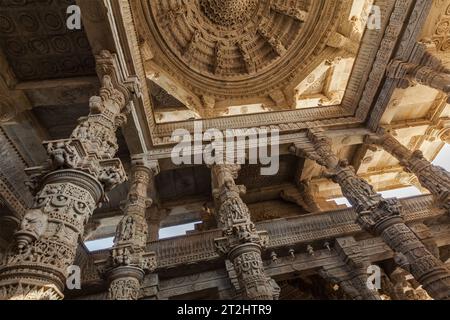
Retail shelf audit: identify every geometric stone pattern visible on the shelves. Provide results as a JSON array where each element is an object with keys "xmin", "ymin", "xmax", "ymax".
[{"xmin": 0, "ymin": 0, "xmax": 95, "ymax": 81}]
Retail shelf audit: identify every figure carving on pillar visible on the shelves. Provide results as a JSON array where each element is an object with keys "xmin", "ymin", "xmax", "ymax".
[
  {"xmin": 14, "ymin": 209, "xmax": 48, "ymax": 253},
  {"xmin": 211, "ymin": 164, "xmax": 278, "ymax": 300},
  {"xmin": 116, "ymin": 216, "xmax": 135, "ymax": 242},
  {"xmin": 0, "ymin": 50, "xmax": 137, "ymax": 300},
  {"xmin": 106, "ymin": 156, "xmax": 159, "ymax": 300},
  {"xmin": 290, "ymin": 129, "xmax": 450, "ymax": 300}
]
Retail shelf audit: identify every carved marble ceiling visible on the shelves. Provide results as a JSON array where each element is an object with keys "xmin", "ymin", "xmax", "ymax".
[
  {"xmin": 0, "ymin": 0, "xmax": 95, "ymax": 81},
  {"xmin": 134, "ymin": 0, "xmax": 369, "ymax": 121}
]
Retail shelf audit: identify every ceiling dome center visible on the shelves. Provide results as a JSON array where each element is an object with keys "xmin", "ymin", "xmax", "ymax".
[{"xmin": 200, "ymin": 0, "xmax": 259, "ymax": 27}]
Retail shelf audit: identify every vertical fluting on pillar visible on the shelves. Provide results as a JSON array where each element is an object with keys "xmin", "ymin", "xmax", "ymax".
[
  {"xmin": 212, "ymin": 164, "xmax": 279, "ymax": 300},
  {"xmin": 290, "ymin": 130, "xmax": 450, "ymax": 300},
  {"xmin": 107, "ymin": 156, "xmax": 159, "ymax": 300},
  {"xmin": 367, "ymin": 132, "xmax": 450, "ymax": 212},
  {"xmin": 0, "ymin": 51, "xmax": 135, "ymax": 300}
]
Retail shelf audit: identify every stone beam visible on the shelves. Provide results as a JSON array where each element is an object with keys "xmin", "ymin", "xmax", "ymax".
[
  {"xmin": 145, "ymin": 128, "xmax": 370, "ymax": 162},
  {"xmin": 365, "ymin": 2, "xmax": 433, "ymax": 131},
  {"xmin": 75, "ymin": 221, "xmax": 450, "ymax": 299},
  {"xmin": 100, "ymin": 195, "xmax": 443, "ymax": 270},
  {"xmin": 15, "ymin": 77, "xmax": 99, "ymax": 91}
]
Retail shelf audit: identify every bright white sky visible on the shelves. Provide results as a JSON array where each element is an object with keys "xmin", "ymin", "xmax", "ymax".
[
  {"xmin": 85, "ymin": 145, "xmax": 450, "ymax": 252},
  {"xmin": 333, "ymin": 144, "xmax": 450, "ymax": 207}
]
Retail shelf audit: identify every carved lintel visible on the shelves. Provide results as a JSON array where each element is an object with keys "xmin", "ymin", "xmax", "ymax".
[{"xmin": 319, "ymin": 237, "xmax": 381, "ymax": 300}]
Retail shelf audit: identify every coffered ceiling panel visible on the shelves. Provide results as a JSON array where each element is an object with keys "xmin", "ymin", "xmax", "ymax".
[{"xmin": 0, "ymin": 0, "xmax": 95, "ymax": 81}]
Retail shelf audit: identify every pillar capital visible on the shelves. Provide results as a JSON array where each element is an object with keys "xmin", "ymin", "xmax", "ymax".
[
  {"xmin": 290, "ymin": 130, "xmax": 450, "ymax": 299},
  {"xmin": 131, "ymin": 154, "xmax": 160, "ymax": 177},
  {"xmin": 367, "ymin": 132, "xmax": 450, "ymax": 212},
  {"xmin": 210, "ymin": 164, "xmax": 277, "ymax": 300},
  {"xmin": 386, "ymin": 42, "xmax": 450, "ymax": 100},
  {"xmin": 0, "ymin": 50, "xmax": 137, "ymax": 300}
]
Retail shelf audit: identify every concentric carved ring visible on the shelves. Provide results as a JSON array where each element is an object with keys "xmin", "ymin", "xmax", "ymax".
[
  {"xmin": 137, "ymin": 0, "xmax": 344, "ymax": 104},
  {"xmin": 200, "ymin": 0, "xmax": 259, "ymax": 28}
]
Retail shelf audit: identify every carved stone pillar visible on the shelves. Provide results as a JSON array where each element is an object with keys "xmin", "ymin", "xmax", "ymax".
[
  {"xmin": 107, "ymin": 157, "xmax": 159, "ymax": 300},
  {"xmin": 212, "ymin": 164, "xmax": 278, "ymax": 300},
  {"xmin": 290, "ymin": 130, "xmax": 450, "ymax": 300},
  {"xmin": 387, "ymin": 42, "xmax": 450, "ymax": 101},
  {"xmin": 388, "ymin": 61, "xmax": 450, "ymax": 97},
  {"xmin": 0, "ymin": 51, "xmax": 135, "ymax": 300},
  {"xmin": 367, "ymin": 132, "xmax": 450, "ymax": 212},
  {"xmin": 410, "ymin": 223, "xmax": 440, "ymax": 259}
]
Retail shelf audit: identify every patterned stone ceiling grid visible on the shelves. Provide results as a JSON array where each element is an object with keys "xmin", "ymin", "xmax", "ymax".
[{"xmin": 0, "ymin": 0, "xmax": 96, "ymax": 81}]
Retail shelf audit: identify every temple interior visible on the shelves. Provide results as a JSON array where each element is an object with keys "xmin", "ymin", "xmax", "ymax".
[{"xmin": 0, "ymin": 0, "xmax": 449, "ymax": 300}]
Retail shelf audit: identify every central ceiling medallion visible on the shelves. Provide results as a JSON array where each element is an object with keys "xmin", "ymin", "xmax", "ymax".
[
  {"xmin": 200, "ymin": 0, "xmax": 259, "ymax": 28},
  {"xmin": 136, "ymin": 0, "xmax": 345, "ymax": 109}
]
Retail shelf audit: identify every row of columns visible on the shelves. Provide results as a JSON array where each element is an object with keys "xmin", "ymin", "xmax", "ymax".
[
  {"xmin": 0, "ymin": 44, "xmax": 450, "ymax": 299},
  {"xmin": 1, "ymin": 129, "xmax": 449, "ymax": 299},
  {"xmin": 290, "ymin": 130, "xmax": 450, "ymax": 300}
]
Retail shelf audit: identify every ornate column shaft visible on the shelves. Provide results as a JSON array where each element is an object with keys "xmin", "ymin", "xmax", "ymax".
[
  {"xmin": 107, "ymin": 156, "xmax": 159, "ymax": 300},
  {"xmin": 0, "ymin": 51, "xmax": 134, "ymax": 300},
  {"xmin": 290, "ymin": 130, "xmax": 450, "ymax": 300},
  {"xmin": 212, "ymin": 164, "xmax": 278, "ymax": 300},
  {"xmin": 387, "ymin": 42, "xmax": 450, "ymax": 101},
  {"xmin": 367, "ymin": 132, "xmax": 450, "ymax": 212},
  {"xmin": 388, "ymin": 60, "xmax": 450, "ymax": 97}
]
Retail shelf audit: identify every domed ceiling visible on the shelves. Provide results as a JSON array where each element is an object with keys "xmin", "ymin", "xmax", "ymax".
[{"xmin": 134, "ymin": 0, "xmax": 364, "ymax": 119}]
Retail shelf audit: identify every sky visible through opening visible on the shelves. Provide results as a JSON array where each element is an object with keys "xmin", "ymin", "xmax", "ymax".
[
  {"xmin": 85, "ymin": 144, "xmax": 450, "ymax": 252},
  {"xmin": 331, "ymin": 144, "xmax": 450, "ymax": 207}
]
